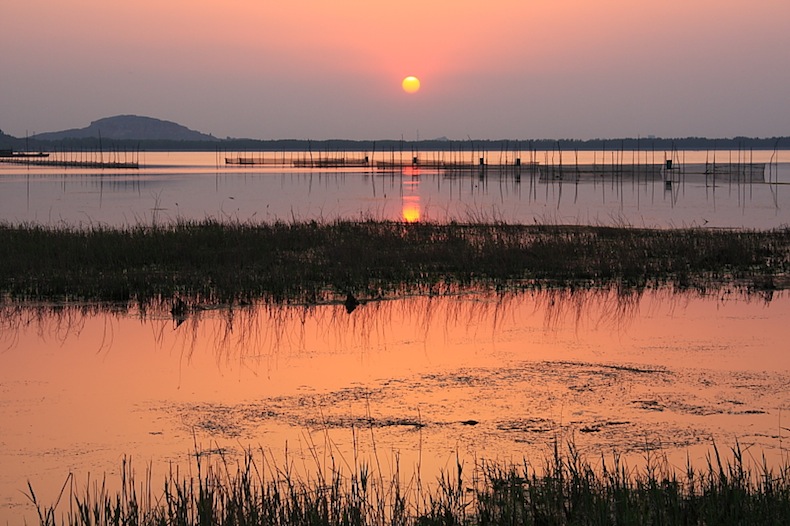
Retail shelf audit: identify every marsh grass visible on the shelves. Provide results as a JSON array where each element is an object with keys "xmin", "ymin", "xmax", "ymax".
[
  {"xmin": 2, "ymin": 220, "xmax": 788, "ymax": 309},
  {"xmin": 24, "ymin": 441, "xmax": 790, "ymax": 526}
]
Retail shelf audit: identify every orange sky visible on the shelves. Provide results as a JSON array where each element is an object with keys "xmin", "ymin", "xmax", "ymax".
[{"xmin": 1, "ymin": 0, "xmax": 789, "ymax": 139}]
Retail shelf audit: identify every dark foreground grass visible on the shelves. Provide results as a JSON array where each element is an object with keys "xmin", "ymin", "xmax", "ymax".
[
  {"xmin": 2, "ymin": 220, "xmax": 789, "ymax": 306},
  {"xmin": 26, "ymin": 442, "xmax": 790, "ymax": 526}
]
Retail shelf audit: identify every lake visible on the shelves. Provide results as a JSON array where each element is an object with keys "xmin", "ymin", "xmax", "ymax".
[
  {"xmin": 1, "ymin": 150, "xmax": 789, "ymax": 522},
  {"xmin": 0, "ymin": 150, "xmax": 788, "ymax": 228}
]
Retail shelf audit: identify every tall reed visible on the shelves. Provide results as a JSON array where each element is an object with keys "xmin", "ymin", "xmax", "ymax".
[
  {"xmin": 24, "ymin": 441, "xmax": 790, "ymax": 526},
  {"xmin": 1, "ymin": 220, "xmax": 788, "ymax": 309}
]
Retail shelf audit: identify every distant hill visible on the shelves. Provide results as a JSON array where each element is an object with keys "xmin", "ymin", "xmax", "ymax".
[
  {"xmin": 0, "ymin": 129, "xmax": 23, "ymax": 150},
  {"xmin": 31, "ymin": 115, "xmax": 218, "ymax": 142},
  {"xmin": 3, "ymin": 115, "xmax": 786, "ymax": 151}
]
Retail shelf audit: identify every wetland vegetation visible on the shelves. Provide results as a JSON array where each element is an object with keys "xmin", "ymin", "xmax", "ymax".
[
  {"xmin": 26, "ymin": 442, "xmax": 790, "ymax": 526},
  {"xmin": 6, "ymin": 219, "xmax": 790, "ymax": 525},
  {"xmin": 2, "ymin": 220, "xmax": 789, "ymax": 309}
]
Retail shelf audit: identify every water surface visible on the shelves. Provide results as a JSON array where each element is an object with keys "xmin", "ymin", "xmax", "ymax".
[
  {"xmin": 1, "ymin": 150, "xmax": 788, "ymax": 228},
  {"xmin": 1, "ymin": 289, "xmax": 788, "ymax": 522},
  {"xmin": 2, "ymin": 149, "xmax": 789, "ymax": 522}
]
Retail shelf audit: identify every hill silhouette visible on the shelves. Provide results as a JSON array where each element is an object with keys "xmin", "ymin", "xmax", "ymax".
[
  {"xmin": 31, "ymin": 115, "xmax": 217, "ymax": 142},
  {"xmin": 0, "ymin": 129, "xmax": 24, "ymax": 150},
  {"xmin": 2, "ymin": 115, "xmax": 786, "ymax": 152}
]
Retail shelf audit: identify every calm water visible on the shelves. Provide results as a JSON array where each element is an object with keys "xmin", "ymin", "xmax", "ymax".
[
  {"xmin": 2, "ymin": 290, "xmax": 789, "ymax": 521},
  {"xmin": 0, "ymin": 150, "xmax": 788, "ymax": 228},
  {"xmin": 1, "ymin": 150, "xmax": 789, "ymax": 522}
]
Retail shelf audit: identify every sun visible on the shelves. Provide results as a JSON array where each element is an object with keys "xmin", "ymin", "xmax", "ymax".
[{"xmin": 401, "ymin": 76, "xmax": 421, "ymax": 94}]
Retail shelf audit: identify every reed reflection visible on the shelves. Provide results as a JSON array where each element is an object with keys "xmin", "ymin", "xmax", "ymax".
[
  {"xmin": 0, "ymin": 286, "xmax": 777, "ymax": 365},
  {"xmin": 2, "ymin": 288, "xmax": 790, "ymax": 523}
]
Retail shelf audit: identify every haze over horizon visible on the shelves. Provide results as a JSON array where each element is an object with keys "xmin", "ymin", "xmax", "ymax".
[{"xmin": 2, "ymin": 0, "xmax": 788, "ymax": 141}]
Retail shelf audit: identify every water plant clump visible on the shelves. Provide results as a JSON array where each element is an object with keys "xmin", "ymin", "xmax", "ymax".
[
  {"xmin": 1, "ymin": 219, "xmax": 788, "ymax": 309},
  {"xmin": 25, "ymin": 442, "xmax": 790, "ymax": 526}
]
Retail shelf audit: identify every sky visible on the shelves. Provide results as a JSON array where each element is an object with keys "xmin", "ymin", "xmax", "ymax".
[{"xmin": 1, "ymin": 0, "xmax": 789, "ymax": 141}]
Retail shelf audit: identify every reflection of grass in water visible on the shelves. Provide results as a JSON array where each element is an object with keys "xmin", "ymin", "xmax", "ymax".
[
  {"xmin": 0, "ymin": 287, "xmax": 704, "ymax": 362},
  {"xmin": 1, "ymin": 220, "xmax": 788, "ymax": 308},
  {"xmin": 25, "ymin": 441, "xmax": 790, "ymax": 525}
]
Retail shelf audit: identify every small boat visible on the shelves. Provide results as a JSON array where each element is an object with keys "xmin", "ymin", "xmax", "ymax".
[{"xmin": 0, "ymin": 149, "xmax": 49, "ymax": 158}]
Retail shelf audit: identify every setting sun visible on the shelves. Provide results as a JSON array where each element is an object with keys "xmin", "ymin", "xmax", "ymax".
[{"xmin": 401, "ymin": 76, "xmax": 421, "ymax": 94}]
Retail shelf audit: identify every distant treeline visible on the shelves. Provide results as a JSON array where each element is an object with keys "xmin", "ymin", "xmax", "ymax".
[{"xmin": 1, "ymin": 132, "xmax": 787, "ymax": 153}]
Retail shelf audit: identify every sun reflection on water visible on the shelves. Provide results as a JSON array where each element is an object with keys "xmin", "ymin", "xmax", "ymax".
[
  {"xmin": 402, "ymin": 196, "xmax": 420, "ymax": 223},
  {"xmin": 402, "ymin": 176, "xmax": 421, "ymax": 222}
]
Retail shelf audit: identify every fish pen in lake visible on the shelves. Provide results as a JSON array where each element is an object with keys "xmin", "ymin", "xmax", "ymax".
[
  {"xmin": 679, "ymin": 162, "xmax": 766, "ymax": 181},
  {"xmin": 0, "ymin": 148, "xmax": 139, "ymax": 169},
  {"xmin": 221, "ymin": 150, "xmax": 769, "ymax": 188},
  {"xmin": 376, "ymin": 155, "xmax": 538, "ymax": 178},
  {"xmin": 225, "ymin": 152, "xmax": 370, "ymax": 168},
  {"xmin": 538, "ymin": 163, "xmax": 665, "ymax": 182},
  {"xmin": 292, "ymin": 156, "xmax": 370, "ymax": 168}
]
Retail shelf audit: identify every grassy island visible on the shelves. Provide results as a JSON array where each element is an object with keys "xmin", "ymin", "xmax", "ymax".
[{"xmin": 2, "ymin": 220, "xmax": 789, "ymax": 307}]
